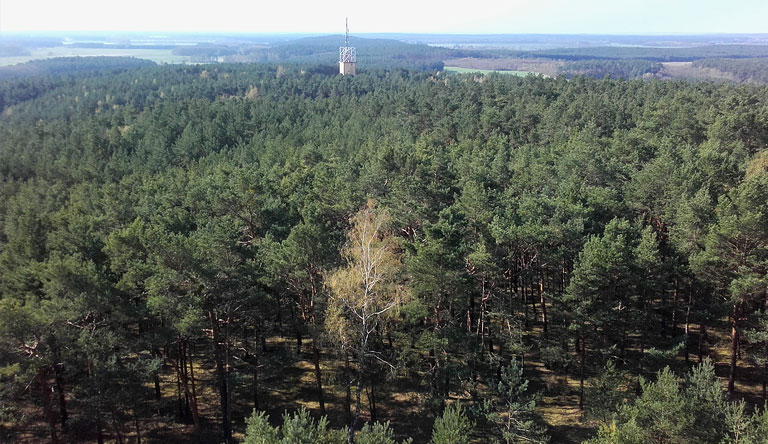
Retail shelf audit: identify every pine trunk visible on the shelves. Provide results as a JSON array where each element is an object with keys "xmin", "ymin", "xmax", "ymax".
[
  {"xmin": 96, "ymin": 411, "xmax": 104, "ymax": 444},
  {"xmin": 207, "ymin": 309, "xmax": 231, "ymax": 443},
  {"xmin": 729, "ymin": 310, "xmax": 739, "ymax": 395},
  {"xmin": 180, "ymin": 342, "xmax": 190, "ymax": 419},
  {"xmin": 344, "ymin": 352, "xmax": 352, "ymax": 427},
  {"xmin": 134, "ymin": 414, "xmax": 142, "ymax": 444},
  {"xmin": 368, "ymin": 380, "xmax": 378, "ymax": 422},
  {"xmin": 54, "ymin": 364, "xmax": 68, "ymax": 434},
  {"xmin": 579, "ymin": 336, "xmax": 586, "ymax": 410},
  {"xmin": 539, "ymin": 273, "xmax": 548, "ymax": 334},
  {"xmin": 313, "ymin": 344, "xmax": 326, "ymax": 415},
  {"xmin": 685, "ymin": 288, "xmax": 692, "ymax": 365},
  {"xmin": 253, "ymin": 350, "xmax": 260, "ymax": 411},
  {"xmin": 187, "ymin": 341, "xmax": 201, "ymax": 430},
  {"xmin": 40, "ymin": 371, "xmax": 58, "ymax": 444}
]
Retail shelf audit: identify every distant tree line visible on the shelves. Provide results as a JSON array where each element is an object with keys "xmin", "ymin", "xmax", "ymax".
[
  {"xmin": 558, "ymin": 59, "xmax": 662, "ymax": 79},
  {"xmin": 693, "ymin": 58, "xmax": 768, "ymax": 83},
  {"xmin": 532, "ymin": 44, "xmax": 768, "ymax": 61}
]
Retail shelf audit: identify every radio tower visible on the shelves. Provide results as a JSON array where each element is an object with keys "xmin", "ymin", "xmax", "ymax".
[{"xmin": 339, "ymin": 18, "xmax": 356, "ymax": 76}]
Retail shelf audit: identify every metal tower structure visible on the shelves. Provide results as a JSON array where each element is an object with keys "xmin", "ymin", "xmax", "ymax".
[{"xmin": 339, "ymin": 18, "xmax": 356, "ymax": 76}]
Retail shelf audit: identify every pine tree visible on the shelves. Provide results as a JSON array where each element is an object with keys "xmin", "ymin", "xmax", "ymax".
[
  {"xmin": 485, "ymin": 359, "xmax": 549, "ymax": 444},
  {"xmin": 431, "ymin": 403, "xmax": 474, "ymax": 444}
]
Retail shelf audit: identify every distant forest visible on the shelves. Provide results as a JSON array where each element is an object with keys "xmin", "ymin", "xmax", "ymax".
[
  {"xmin": 5, "ymin": 33, "xmax": 768, "ymax": 81},
  {"xmin": 0, "ymin": 58, "xmax": 768, "ymax": 444},
  {"xmin": 218, "ymin": 37, "xmax": 768, "ymax": 81}
]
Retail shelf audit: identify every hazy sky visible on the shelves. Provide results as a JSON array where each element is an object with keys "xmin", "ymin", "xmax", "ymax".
[{"xmin": 1, "ymin": 0, "xmax": 767, "ymax": 34}]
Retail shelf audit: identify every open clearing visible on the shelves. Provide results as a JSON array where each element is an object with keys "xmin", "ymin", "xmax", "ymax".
[
  {"xmin": 444, "ymin": 66, "xmax": 532, "ymax": 76},
  {"xmin": 656, "ymin": 61, "xmax": 738, "ymax": 81},
  {"xmin": 444, "ymin": 57, "xmax": 563, "ymax": 76}
]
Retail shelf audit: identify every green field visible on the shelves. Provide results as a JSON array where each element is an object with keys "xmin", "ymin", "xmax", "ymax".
[
  {"xmin": 444, "ymin": 66, "xmax": 532, "ymax": 76},
  {"xmin": 0, "ymin": 47, "xmax": 190, "ymax": 66}
]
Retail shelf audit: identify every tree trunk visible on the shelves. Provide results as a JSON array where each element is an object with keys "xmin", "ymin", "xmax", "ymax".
[
  {"xmin": 151, "ymin": 349, "xmax": 162, "ymax": 413},
  {"xmin": 368, "ymin": 380, "xmax": 378, "ymax": 422},
  {"xmin": 344, "ymin": 352, "xmax": 352, "ymax": 428},
  {"xmin": 175, "ymin": 369, "xmax": 184, "ymax": 420},
  {"xmin": 252, "ymin": 350, "xmax": 260, "ymax": 411},
  {"xmin": 211, "ymin": 317, "xmax": 232, "ymax": 443},
  {"xmin": 528, "ymin": 273, "xmax": 538, "ymax": 321},
  {"xmin": 672, "ymin": 280, "xmax": 679, "ymax": 334},
  {"xmin": 180, "ymin": 342, "xmax": 190, "ymax": 420},
  {"xmin": 111, "ymin": 413, "xmax": 124, "ymax": 444},
  {"xmin": 289, "ymin": 301, "xmax": 302, "ymax": 354},
  {"xmin": 660, "ymin": 292, "xmax": 667, "ymax": 338},
  {"xmin": 685, "ymin": 289, "xmax": 692, "ymax": 365},
  {"xmin": 729, "ymin": 312, "xmax": 739, "ymax": 395},
  {"xmin": 40, "ymin": 370, "xmax": 58, "ymax": 444},
  {"xmin": 561, "ymin": 259, "xmax": 567, "ymax": 295},
  {"xmin": 153, "ymin": 374, "xmax": 162, "ymax": 403},
  {"xmin": 187, "ymin": 341, "xmax": 201, "ymax": 430},
  {"xmin": 351, "ymin": 370, "xmax": 363, "ymax": 443},
  {"xmin": 96, "ymin": 411, "xmax": 104, "ymax": 444},
  {"xmin": 54, "ymin": 364, "xmax": 68, "ymax": 435},
  {"xmin": 699, "ymin": 323, "xmax": 707, "ymax": 364},
  {"xmin": 344, "ymin": 350, "xmax": 353, "ymax": 443},
  {"xmin": 313, "ymin": 344, "xmax": 326, "ymax": 415},
  {"xmin": 351, "ymin": 320, "xmax": 367, "ymax": 444},
  {"xmin": 620, "ymin": 327, "xmax": 627, "ymax": 360},
  {"xmin": 134, "ymin": 414, "xmax": 142, "ymax": 444},
  {"xmin": 216, "ymin": 353, "xmax": 231, "ymax": 442},
  {"xmin": 522, "ymin": 272, "xmax": 529, "ymax": 330},
  {"xmin": 508, "ymin": 268, "xmax": 515, "ymax": 316},
  {"xmin": 468, "ymin": 292, "xmax": 475, "ymax": 333},
  {"xmin": 539, "ymin": 274, "xmax": 548, "ymax": 334},
  {"xmin": 170, "ymin": 342, "xmax": 200, "ymax": 429},
  {"xmin": 579, "ymin": 336, "xmax": 586, "ymax": 410},
  {"xmin": 562, "ymin": 338, "xmax": 570, "ymax": 387},
  {"xmin": 296, "ymin": 331, "xmax": 303, "ymax": 354}
]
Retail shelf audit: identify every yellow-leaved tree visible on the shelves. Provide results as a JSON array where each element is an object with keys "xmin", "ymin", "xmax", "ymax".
[{"xmin": 326, "ymin": 201, "xmax": 406, "ymax": 443}]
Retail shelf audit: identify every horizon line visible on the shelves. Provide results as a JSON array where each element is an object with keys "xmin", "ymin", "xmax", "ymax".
[{"xmin": 2, "ymin": 31, "xmax": 768, "ymax": 37}]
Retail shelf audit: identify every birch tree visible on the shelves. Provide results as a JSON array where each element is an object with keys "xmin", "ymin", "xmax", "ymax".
[{"xmin": 326, "ymin": 201, "xmax": 405, "ymax": 443}]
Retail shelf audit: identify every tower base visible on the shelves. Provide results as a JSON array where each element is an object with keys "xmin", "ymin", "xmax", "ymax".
[{"xmin": 339, "ymin": 61, "xmax": 356, "ymax": 76}]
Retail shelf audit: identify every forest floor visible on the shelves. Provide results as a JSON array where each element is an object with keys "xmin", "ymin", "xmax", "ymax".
[{"xmin": 5, "ymin": 322, "xmax": 767, "ymax": 444}]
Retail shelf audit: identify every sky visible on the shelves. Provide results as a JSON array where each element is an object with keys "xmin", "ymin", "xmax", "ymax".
[{"xmin": 1, "ymin": 0, "xmax": 767, "ymax": 34}]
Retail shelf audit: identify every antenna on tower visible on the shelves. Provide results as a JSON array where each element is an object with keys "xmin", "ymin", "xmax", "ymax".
[{"xmin": 339, "ymin": 18, "xmax": 356, "ymax": 75}]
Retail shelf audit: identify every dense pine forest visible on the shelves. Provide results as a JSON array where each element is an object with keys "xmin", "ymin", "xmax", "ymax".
[{"xmin": 1, "ymin": 58, "xmax": 768, "ymax": 444}]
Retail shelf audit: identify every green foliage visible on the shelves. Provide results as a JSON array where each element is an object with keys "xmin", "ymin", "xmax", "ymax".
[
  {"xmin": 484, "ymin": 360, "xmax": 549, "ymax": 444},
  {"xmin": 244, "ymin": 410, "xmax": 280, "ymax": 444},
  {"xmin": 2, "ymin": 57, "xmax": 768, "ymax": 443},
  {"xmin": 585, "ymin": 359, "xmax": 768, "ymax": 444},
  {"xmin": 243, "ymin": 408, "xmax": 346, "ymax": 444},
  {"xmin": 584, "ymin": 420, "xmax": 645, "ymax": 444},
  {"xmin": 243, "ymin": 409, "xmax": 411, "ymax": 444},
  {"xmin": 431, "ymin": 403, "xmax": 474, "ymax": 444},
  {"xmin": 356, "ymin": 421, "xmax": 413, "ymax": 444},
  {"xmin": 585, "ymin": 361, "xmax": 626, "ymax": 422}
]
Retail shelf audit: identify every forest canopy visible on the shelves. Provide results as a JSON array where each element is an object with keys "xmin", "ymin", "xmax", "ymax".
[{"xmin": 0, "ymin": 59, "xmax": 767, "ymax": 444}]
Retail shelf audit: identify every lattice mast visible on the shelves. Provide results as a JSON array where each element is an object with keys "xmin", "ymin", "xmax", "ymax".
[{"xmin": 339, "ymin": 18, "xmax": 356, "ymax": 76}]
